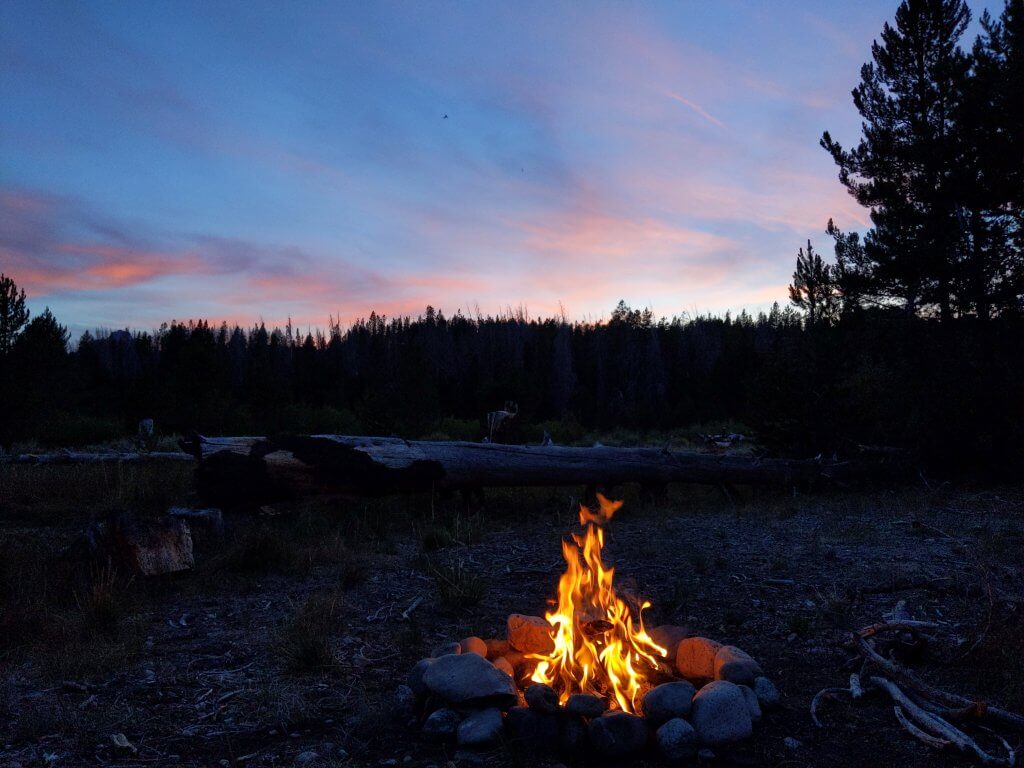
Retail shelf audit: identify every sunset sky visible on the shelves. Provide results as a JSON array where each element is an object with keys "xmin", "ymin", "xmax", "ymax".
[{"xmin": 0, "ymin": 1, "xmax": 988, "ymax": 335}]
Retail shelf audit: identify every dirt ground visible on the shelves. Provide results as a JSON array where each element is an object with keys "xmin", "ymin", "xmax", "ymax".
[{"xmin": 1, "ymin": 463, "xmax": 1022, "ymax": 768}]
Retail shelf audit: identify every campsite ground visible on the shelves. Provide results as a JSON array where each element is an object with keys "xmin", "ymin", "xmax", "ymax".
[{"xmin": 2, "ymin": 460, "xmax": 1022, "ymax": 767}]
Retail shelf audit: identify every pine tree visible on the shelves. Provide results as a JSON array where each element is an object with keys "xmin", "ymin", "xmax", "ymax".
[
  {"xmin": 0, "ymin": 273, "xmax": 30, "ymax": 355},
  {"xmin": 957, "ymin": 0, "xmax": 1024, "ymax": 318},
  {"xmin": 822, "ymin": 0, "xmax": 972, "ymax": 319},
  {"xmin": 825, "ymin": 219, "xmax": 872, "ymax": 313},
  {"xmin": 788, "ymin": 241, "xmax": 839, "ymax": 324}
]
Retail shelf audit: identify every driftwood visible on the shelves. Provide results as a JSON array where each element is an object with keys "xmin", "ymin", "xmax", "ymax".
[
  {"xmin": 812, "ymin": 614, "xmax": 1023, "ymax": 767},
  {"xmin": 176, "ymin": 433, "xmax": 892, "ymax": 507}
]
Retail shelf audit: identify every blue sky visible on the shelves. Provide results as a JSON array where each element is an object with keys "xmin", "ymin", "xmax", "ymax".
[{"xmin": 0, "ymin": 0, "xmax": 992, "ymax": 335}]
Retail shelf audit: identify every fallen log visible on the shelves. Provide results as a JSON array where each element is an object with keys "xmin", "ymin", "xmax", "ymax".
[
  {"xmin": 1, "ymin": 450, "xmax": 193, "ymax": 465},
  {"xmin": 178, "ymin": 434, "xmax": 892, "ymax": 507}
]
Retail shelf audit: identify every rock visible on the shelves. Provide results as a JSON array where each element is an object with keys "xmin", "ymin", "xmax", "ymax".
[
  {"xmin": 738, "ymin": 685, "xmax": 761, "ymax": 722},
  {"xmin": 393, "ymin": 684, "xmax": 416, "ymax": 722},
  {"xmin": 492, "ymin": 657, "xmax": 514, "ymax": 677},
  {"xmin": 505, "ymin": 706, "xmax": 559, "ymax": 749},
  {"xmin": 507, "ymin": 613, "xmax": 554, "ymax": 654},
  {"xmin": 783, "ymin": 736, "xmax": 802, "ymax": 750},
  {"xmin": 422, "ymin": 652, "xmax": 517, "ymax": 708},
  {"xmin": 110, "ymin": 733, "xmax": 137, "ymax": 755},
  {"xmin": 649, "ymin": 625, "xmax": 689, "ymax": 660},
  {"xmin": 295, "ymin": 751, "xmax": 320, "ymax": 765},
  {"xmin": 504, "ymin": 650, "xmax": 525, "ymax": 670},
  {"xmin": 753, "ymin": 676, "xmax": 781, "ymax": 708},
  {"xmin": 565, "ymin": 693, "xmax": 606, "ymax": 718},
  {"xmin": 560, "ymin": 715, "xmax": 588, "ymax": 753},
  {"xmin": 690, "ymin": 680, "xmax": 753, "ymax": 746},
  {"xmin": 459, "ymin": 636, "xmax": 488, "ymax": 657},
  {"xmin": 713, "ymin": 646, "xmax": 763, "ymax": 687},
  {"xmin": 676, "ymin": 637, "xmax": 721, "ymax": 680},
  {"xmin": 485, "ymin": 638, "xmax": 509, "ymax": 659},
  {"xmin": 431, "ymin": 641, "xmax": 462, "ymax": 658},
  {"xmin": 587, "ymin": 712, "xmax": 648, "ymax": 757},
  {"xmin": 407, "ymin": 658, "xmax": 434, "ymax": 697},
  {"xmin": 525, "ymin": 683, "xmax": 560, "ymax": 713},
  {"xmin": 697, "ymin": 747, "xmax": 716, "ymax": 763},
  {"xmin": 457, "ymin": 708, "xmax": 504, "ymax": 748},
  {"xmin": 656, "ymin": 718, "xmax": 699, "ymax": 761},
  {"xmin": 642, "ymin": 681, "xmax": 696, "ymax": 724},
  {"xmin": 422, "ymin": 707, "xmax": 462, "ymax": 741}
]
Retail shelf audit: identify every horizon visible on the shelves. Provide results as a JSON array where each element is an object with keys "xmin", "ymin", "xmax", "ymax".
[{"xmin": 0, "ymin": 1, "xmax": 990, "ymax": 338}]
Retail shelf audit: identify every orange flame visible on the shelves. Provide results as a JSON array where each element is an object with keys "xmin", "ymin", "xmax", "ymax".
[{"xmin": 530, "ymin": 494, "xmax": 666, "ymax": 713}]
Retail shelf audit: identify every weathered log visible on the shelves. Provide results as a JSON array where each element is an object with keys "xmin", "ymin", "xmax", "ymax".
[
  {"xmin": 0, "ymin": 450, "xmax": 194, "ymax": 465},
  {"xmin": 178, "ymin": 434, "xmax": 883, "ymax": 507}
]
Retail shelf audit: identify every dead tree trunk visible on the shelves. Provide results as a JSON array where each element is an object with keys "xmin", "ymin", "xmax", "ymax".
[{"xmin": 179, "ymin": 434, "xmax": 886, "ymax": 508}]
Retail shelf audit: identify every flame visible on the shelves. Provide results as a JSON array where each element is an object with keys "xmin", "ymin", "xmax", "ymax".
[{"xmin": 530, "ymin": 493, "xmax": 667, "ymax": 714}]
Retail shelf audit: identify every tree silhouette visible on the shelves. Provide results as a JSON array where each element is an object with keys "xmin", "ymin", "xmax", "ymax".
[
  {"xmin": 0, "ymin": 273, "xmax": 29, "ymax": 355},
  {"xmin": 788, "ymin": 240, "xmax": 839, "ymax": 324},
  {"xmin": 822, "ymin": 0, "xmax": 972, "ymax": 319}
]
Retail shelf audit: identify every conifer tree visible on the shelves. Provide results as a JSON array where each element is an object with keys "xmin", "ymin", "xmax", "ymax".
[
  {"xmin": 0, "ymin": 273, "xmax": 29, "ymax": 355},
  {"xmin": 788, "ymin": 241, "xmax": 839, "ymax": 324},
  {"xmin": 822, "ymin": 0, "xmax": 972, "ymax": 319}
]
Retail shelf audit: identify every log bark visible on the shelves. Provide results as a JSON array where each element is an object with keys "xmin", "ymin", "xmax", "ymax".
[{"xmin": 178, "ymin": 434, "xmax": 883, "ymax": 507}]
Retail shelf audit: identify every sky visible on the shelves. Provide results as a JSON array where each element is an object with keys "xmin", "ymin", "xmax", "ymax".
[{"xmin": 0, "ymin": 0, "xmax": 992, "ymax": 336}]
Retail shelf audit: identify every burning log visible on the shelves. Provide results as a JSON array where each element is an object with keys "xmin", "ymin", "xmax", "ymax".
[{"xmin": 179, "ymin": 433, "xmax": 875, "ymax": 507}]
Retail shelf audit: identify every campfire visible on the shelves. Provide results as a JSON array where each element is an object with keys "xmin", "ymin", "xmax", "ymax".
[
  {"xmin": 530, "ymin": 493, "xmax": 666, "ymax": 714},
  {"xmin": 398, "ymin": 496, "xmax": 776, "ymax": 760}
]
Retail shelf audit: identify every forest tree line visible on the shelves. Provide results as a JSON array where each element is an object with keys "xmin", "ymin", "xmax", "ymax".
[{"xmin": 0, "ymin": 0, "xmax": 1022, "ymax": 473}]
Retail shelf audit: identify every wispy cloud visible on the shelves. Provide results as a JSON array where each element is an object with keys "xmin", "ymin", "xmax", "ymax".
[{"xmin": 666, "ymin": 91, "xmax": 725, "ymax": 128}]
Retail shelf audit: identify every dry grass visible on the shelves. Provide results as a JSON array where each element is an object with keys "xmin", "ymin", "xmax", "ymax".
[{"xmin": 278, "ymin": 589, "xmax": 346, "ymax": 673}]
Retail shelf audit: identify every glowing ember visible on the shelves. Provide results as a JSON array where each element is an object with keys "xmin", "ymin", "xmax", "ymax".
[{"xmin": 530, "ymin": 493, "xmax": 667, "ymax": 714}]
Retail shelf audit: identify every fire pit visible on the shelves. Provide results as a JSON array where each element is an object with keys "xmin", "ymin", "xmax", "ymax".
[{"xmin": 397, "ymin": 495, "xmax": 779, "ymax": 760}]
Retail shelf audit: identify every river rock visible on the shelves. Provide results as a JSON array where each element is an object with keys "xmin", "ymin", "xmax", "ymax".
[
  {"xmin": 460, "ymin": 636, "xmax": 488, "ymax": 657},
  {"xmin": 753, "ymin": 676, "xmax": 781, "ymax": 708},
  {"xmin": 565, "ymin": 693, "xmax": 606, "ymax": 718},
  {"xmin": 432, "ymin": 641, "xmax": 462, "ymax": 658},
  {"xmin": 393, "ymin": 684, "xmax": 416, "ymax": 722},
  {"xmin": 656, "ymin": 718, "xmax": 699, "ymax": 760},
  {"xmin": 676, "ymin": 637, "xmax": 721, "ymax": 680},
  {"xmin": 492, "ymin": 657, "xmax": 514, "ymax": 677},
  {"xmin": 690, "ymin": 680, "xmax": 753, "ymax": 746},
  {"xmin": 649, "ymin": 624, "xmax": 689, "ymax": 660},
  {"xmin": 422, "ymin": 652, "xmax": 517, "ymax": 708},
  {"xmin": 738, "ymin": 685, "xmax": 762, "ymax": 722},
  {"xmin": 642, "ymin": 681, "xmax": 696, "ymax": 724},
  {"xmin": 457, "ymin": 707, "xmax": 504, "ymax": 748},
  {"xmin": 407, "ymin": 658, "xmax": 434, "ymax": 697},
  {"xmin": 504, "ymin": 650, "xmax": 525, "ymax": 670},
  {"xmin": 507, "ymin": 614, "xmax": 554, "ymax": 654},
  {"xmin": 422, "ymin": 707, "xmax": 462, "ymax": 741},
  {"xmin": 713, "ymin": 646, "xmax": 763, "ymax": 687},
  {"xmin": 560, "ymin": 715, "xmax": 588, "ymax": 753},
  {"xmin": 587, "ymin": 712, "xmax": 648, "ymax": 757},
  {"xmin": 505, "ymin": 706, "xmax": 559, "ymax": 749},
  {"xmin": 525, "ymin": 683, "xmax": 560, "ymax": 713},
  {"xmin": 485, "ymin": 638, "xmax": 509, "ymax": 659}
]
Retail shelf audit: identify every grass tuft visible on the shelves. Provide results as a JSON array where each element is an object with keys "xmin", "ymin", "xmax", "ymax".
[{"xmin": 278, "ymin": 590, "xmax": 345, "ymax": 673}]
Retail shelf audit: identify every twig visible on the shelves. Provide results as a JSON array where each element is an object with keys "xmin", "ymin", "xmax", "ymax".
[
  {"xmin": 401, "ymin": 596, "xmax": 423, "ymax": 621},
  {"xmin": 811, "ymin": 687, "xmax": 851, "ymax": 727}
]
